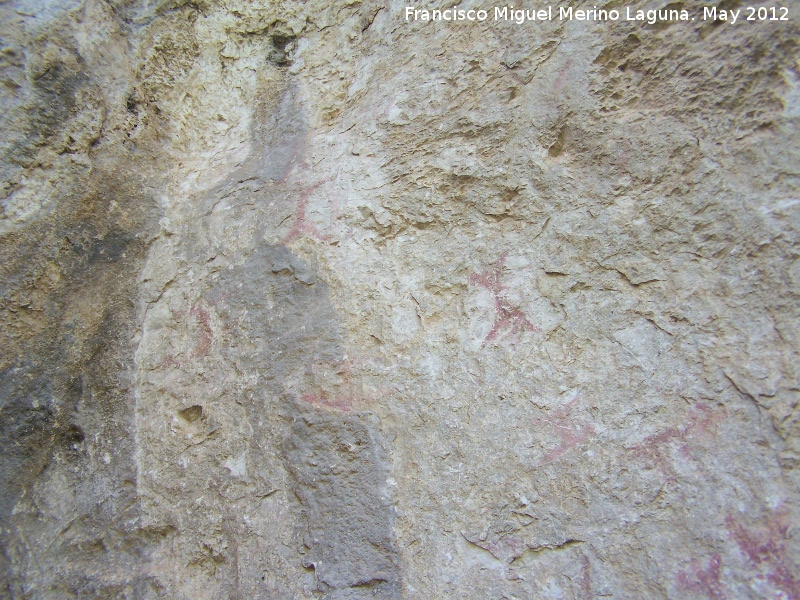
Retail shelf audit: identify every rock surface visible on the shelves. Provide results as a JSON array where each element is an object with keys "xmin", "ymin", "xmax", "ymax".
[{"xmin": 1, "ymin": 0, "xmax": 800, "ymax": 598}]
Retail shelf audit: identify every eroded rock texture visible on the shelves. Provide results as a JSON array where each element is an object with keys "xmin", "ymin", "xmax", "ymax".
[{"xmin": 1, "ymin": 0, "xmax": 800, "ymax": 598}]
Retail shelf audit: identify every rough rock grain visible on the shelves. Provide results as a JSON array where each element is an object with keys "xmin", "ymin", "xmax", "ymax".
[{"xmin": 1, "ymin": 0, "xmax": 800, "ymax": 598}]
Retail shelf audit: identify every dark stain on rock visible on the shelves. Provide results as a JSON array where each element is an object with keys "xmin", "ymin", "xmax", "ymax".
[
  {"xmin": 207, "ymin": 245, "xmax": 342, "ymax": 374},
  {"xmin": 206, "ymin": 245, "xmax": 400, "ymax": 597},
  {"xmin": 85, "ymin": 231, "xmax": 134, "ymax": 264},
  {"xmin": 0, "ymin": 366, "xmax": 58, "ymax": 518},
  {"xmin": 283, "ymin": 405, "xmax": 401, "ymax": 599},
  {"xmin": 0, "ymin": 110, "xmax": 162, "ymax": 599},
  {"xmin": 255, "ymin": 85, "xmax": 308, "ymax": 182}
]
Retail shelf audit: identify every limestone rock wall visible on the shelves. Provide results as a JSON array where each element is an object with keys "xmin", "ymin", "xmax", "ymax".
[{"xmin": 1, "ymin": 0, "xmax": 799, "ymax": 598}]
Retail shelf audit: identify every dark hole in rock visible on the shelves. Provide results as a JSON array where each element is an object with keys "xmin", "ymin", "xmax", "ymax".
[
  {"xmin": 271, "ymin": 33, "xmax": 294, "ymax": 52},
  {"xmin": 178, "ymin": 405, "xmax": 203, "ymax": 422},
  {"xmin": 65, "ymin": 424, "xmax": 85, "ymax": 443},
  {"xmin": 270, "ymin": 32, "xmax": 296, "ymax": 66}
]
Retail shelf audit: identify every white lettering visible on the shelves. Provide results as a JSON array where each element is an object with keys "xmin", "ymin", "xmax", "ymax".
[
  {"xmin": 626, "ymin": 7, "xmax": 688, "ymax": 23},
  {"xmin": 704, "ymin": 6, "xmax": 738, "ymax": 22}
]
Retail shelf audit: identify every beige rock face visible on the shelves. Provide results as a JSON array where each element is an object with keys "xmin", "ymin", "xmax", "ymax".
[{"xmin": 2, "ymin": 0, "xmax": 800, "ymax": 598}]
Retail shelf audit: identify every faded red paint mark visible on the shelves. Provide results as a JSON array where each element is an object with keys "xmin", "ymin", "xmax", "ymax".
[
  {"xmin": 190, "ymin": 303, "xmax": 213, "ymax": 357},
  {"xmin": 531, "ymin": 396, "xmax": 595, "ymax": 466},
  {"xmin": 684, "ymin": 402, "xmax": 724, "ymax": 437},
  {"xmin": 469, "ymin": 254, "xmax": 536, "ymax": 347},
  {"xmin": 487, "ymin": 535, "xmax": 525, "ymax": 563},
  {"xmin": 284, "ymin": 180, "xmax": 330, "ymax": 244},
  {"xmin": 617, "ymin": 144, "xmax": 629, "ymax": 174},
  {"xmin": 300, "ymin": 393, "xmax": 354, "ymax": 412},
  {"xmin": 580, "ymin": 554, "xmax": 592, "ymax": 600},
  {"xmin": 299, "ymin": 388, "xmax": 397, "ymax": 413},
  {"xmin": 677, "ymin": 553, "xmax": 728, "ymax": 600},
  {"xmin": 631, "ymin": 426, "xmax": 682, "ymax": 481},
  {"xmin": 163, "ymin": 354, "xmax": 182, "ymax": 368},
  {"xmin": 276, "ymin": 135, "xmax": 307, "ymax": 182},
  {"xmin": 301, "ymin": 358, "xmax": 357, "ymax": 412},
  {"xmin": 552, "ymin": 58, "xmax": 572, "ymax": 96},
  {"xmin": 298, "ymin": 356, "xmax": 397, "ymax": 413},
  {"xmin": 726, "ymin": 507, "xmax": 800, "ymax": 600},
  {"xmin": 630, "ymin": 402, "xmax": 724, "ymax": 481}
]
